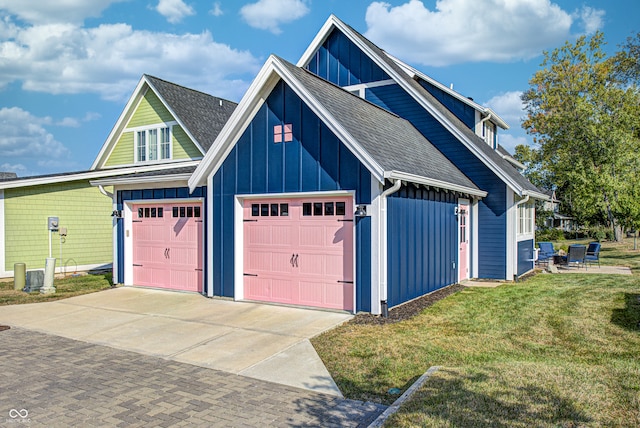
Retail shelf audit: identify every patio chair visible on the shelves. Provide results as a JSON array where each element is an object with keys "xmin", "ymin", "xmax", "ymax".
[
  {"xmin": 561, "ymin": 245, "xmax": 587, "ymax": 269},
  {"xmin": 585, "ymin": 242, "xmax": 601, "ymax": 267},
  {"xmin": 537, "ymin": 242, "xmax": 556, "ymax": 266}
]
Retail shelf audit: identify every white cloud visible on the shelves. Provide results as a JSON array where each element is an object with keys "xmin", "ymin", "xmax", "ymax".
[
  {"xmin": 0, "ymin": 107, "xmax": 70, "ymax": 158},
  {"xmin": 498, "ymin": 134, "xmax": 529, "ymax": 153},
  {"xmin": 574, "ymin": 6, "xmax": 605, "ymax": 34},
  {"xmin": 156, "ymin": 0, "xmax": 195, "ymax": 24},
  {"xmin": 210, "ymin": 2, "xmax": 223, "ymax": 17},
  {"xmin": 364, "ymin": 0, "xmax": 605, "ymax": 67},
  {"xmin": 483, "ymin": 91, "xmax": 525, "ymax": 125},
  {"xmin": 0, "ymin": 162, "xmax": 27, "ymax": 175},
  {"xmin": 0, "ymin": 0, "xmax": 126, "ymax": 24},
  {"xmin": 0, "ymin": 19, "xmax": 261, "ymax": 101},
  {"xmin": 240, "ymin": 0, "xmax": 309, "ymax": 34}
]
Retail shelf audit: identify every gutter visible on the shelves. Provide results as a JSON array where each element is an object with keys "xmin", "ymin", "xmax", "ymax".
[
  {"xmin": 379, "ymin": 178, "xmax": 402, "ymax": 317},
  {"xmin": 98, "ymin": 185, "xmax": 113, "ymax": 199}
]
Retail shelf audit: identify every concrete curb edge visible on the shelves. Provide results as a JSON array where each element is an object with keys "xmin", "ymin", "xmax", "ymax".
[{"xmin": 367, "ymin": 365, "xmax": 441, "ymax": 428}]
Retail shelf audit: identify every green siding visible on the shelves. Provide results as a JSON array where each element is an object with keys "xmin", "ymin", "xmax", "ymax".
[
  {"xmin": 128, "ymin": 90, "xmax": 173, "ymax": 127},
  {"xmin": 4, "ymin": 181, "xmax": 113, "ymax": 271},
  {"xmin": 173, "ymin": 125, "xmax": 202, "ymax": 159},
  {"xmin": 105, "ymin": 132, "xmax": 134, "ymax": 167},
  {"xmin": 103, "ymin": 90, "xmax": 202, "ymax": 167}
]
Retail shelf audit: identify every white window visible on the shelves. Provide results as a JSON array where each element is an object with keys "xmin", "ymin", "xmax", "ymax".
[
  {"xmin": 135, "ymin": 126, "xmax": 171, "ymax": 163},
  {"xmin": 518, "ymin": 203, "xmax": 534, "ymax": 235}
]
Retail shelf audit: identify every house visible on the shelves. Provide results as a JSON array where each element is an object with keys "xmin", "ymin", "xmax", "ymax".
[
  {"xmin": 0, "ymin": 75, "xmax": 236, "ymax": 281},
  {"xmin": 541, "ymin": 189, "xmax": 574, "ymax": 231}
]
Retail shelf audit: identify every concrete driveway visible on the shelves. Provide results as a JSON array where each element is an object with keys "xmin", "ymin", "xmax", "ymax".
[{"xmin": 0, "ymin": 287, "xmax": 352, "ymax": 396}]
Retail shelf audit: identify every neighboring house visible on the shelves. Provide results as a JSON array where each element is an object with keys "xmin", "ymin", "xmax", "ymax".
[
  {"xmin": 90, "ymin": 74, "xmax": 237, "ymax": 293},
  {"xmin": 541, "ymin": 189, "xmax": 574, "ymax": 231}
]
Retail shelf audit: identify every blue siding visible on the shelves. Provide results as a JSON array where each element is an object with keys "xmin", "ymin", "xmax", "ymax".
[
  {"xmin": 517, "ymin": 239, "xmax": 534, "ymax": 277},
  {"xmin": 419, "ymin": 80, "xmax": 476, "ymax": 130},
  {"xmin": 305, "ymin": 29, "xmax": 389, "ymax": 85},
  {"xmin": 387, "ymin": 185, "xmax": 458, "ymax": 308},
  {"xmin": 367, "ymin": 83, "xmax": 508, "ymax": 279},
  {"xmin": 115, "ymin": 186, "xmax": 207, "ymax": 288},
  {"xmin": 211, "ymin": 80, "xmax": 372, "ymax": 311}
]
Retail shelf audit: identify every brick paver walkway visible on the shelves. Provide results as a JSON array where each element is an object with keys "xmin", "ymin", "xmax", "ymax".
[{"xmin": 0, "ymin": 328, "xmax": 386, "ymax": 427}]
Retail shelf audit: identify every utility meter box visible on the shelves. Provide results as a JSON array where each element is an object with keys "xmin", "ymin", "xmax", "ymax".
[{"xmin": 48, "ymin": 217, "xmax": 59, "ymax": 231}]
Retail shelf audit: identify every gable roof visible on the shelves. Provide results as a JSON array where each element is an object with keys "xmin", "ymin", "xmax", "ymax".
[
  {"xmin": 189, "ymin": 55, "xmax": 485, "ymax": 198},
  {"xmin": 297, "ymin": 15, "xmax": 547, "ymax": 200},
  {"xmin": 91, "ymin": 75, "xmax": 237, "ymax": 170}
]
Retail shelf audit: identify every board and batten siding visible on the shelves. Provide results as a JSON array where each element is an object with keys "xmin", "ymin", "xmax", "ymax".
[
  {"xmin": 210, "ymin": 80, "xmax": 373, "ymax": 312},
  {"xmin": 386, "ymin": 185, "xmax": 458, "ymax": 308},
  {"xmin": 366, "ymin": 83, "xmax": 508, "ymax": 279},
  {"xmin": 104, "ymin": 89, "xmax": 202, "ymax": 167},
  {"xmin": 4, "ymin": 181, "xmax": 113, "ymax": 271},
  {"xmin": 517, "ymin": 239, "xmax": 534, "ymax": 277},
  {"xmin": 418, "ymin": 80, "xmax": 476, "ymax": 131}
]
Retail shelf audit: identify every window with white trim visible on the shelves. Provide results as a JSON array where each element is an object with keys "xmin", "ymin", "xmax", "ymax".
[
  {"xmin": 518, "ymin": 203, "xmax": 534, "ymax": 235},
  {"xmin": 135, "ymin": 126, "xmax": 171, "ymax": 163}
]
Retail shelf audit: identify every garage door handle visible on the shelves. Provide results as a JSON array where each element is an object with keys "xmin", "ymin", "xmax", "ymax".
[
  {"xmin": 133, "ymin": 264, "xmax": 143, "ymax": 267},
  {"xmin": 337, "ymin": 280, "xmax": 353, "ymax": 284},
  {"xmin": 294, "ymin": 254, "xmax": 298, "ymax": 268},
  {"xmin": 244, "ymin": 273, "xmax": 258, "ymax": 277},
  {"xmin": 338, "ymin": 219, "xmax": 354, "ymax": 222}
]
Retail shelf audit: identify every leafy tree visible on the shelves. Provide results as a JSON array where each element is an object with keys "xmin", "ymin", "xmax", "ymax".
[{"xmin": 521, "ymin": 32, "xmax": 640, "ymax": 241}]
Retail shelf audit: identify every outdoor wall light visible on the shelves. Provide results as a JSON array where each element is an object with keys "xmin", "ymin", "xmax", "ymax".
[
  {"xmin": 111, "ymin": 210, "xmax": 123, "ymax": 218},
  {"xmin": 354, "ymin": 205, "xmax": 368, "ymax": 217}
]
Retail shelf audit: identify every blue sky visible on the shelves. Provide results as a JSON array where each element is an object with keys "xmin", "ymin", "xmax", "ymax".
[{"xmin": 0, "ymin": 0, "xmax": 638, "ymax": 177}]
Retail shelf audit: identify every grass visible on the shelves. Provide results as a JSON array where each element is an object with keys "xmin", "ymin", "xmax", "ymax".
[
  {"xmin": 312, "ymin": 240, "xmax": 640, "ymax": 427},
  {"xmin": 0, "ymin": 272, "xmax": 113, "ymax": 306}
]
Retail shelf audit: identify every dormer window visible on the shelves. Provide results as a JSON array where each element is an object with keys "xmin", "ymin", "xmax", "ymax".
[{"xmin": 136, "ymin": 126, "xmax": 171, "ymax": 163}]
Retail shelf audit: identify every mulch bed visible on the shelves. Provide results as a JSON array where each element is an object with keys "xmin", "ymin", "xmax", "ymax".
[{"xmin": 350, "ymin": 283, "xmax": 466, "ymax": 325}]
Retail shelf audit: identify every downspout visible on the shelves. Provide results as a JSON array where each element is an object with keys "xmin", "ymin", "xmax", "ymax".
[
  {"xmin": 98, "ymin": 185, "xmax": 113, "ymax": 199},
  {"xmin": 513, "ymin": 193, "xmax": 530, "ymax": 281},
  {"xmin": 379, "ymin": 178, "xmax": 402, "ymax": 317}
]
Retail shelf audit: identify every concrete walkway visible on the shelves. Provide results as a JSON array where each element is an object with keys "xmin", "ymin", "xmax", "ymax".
[
  {"xmin": 0, "ymin": 287, "xmax": 352, "ymax": 396},
  {"xmin": 0, "ymin": 327, "xmax": 386, "ymax": 427}
]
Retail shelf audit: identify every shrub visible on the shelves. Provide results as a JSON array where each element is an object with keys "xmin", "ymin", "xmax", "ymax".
[{"xmin": 536, "ymin": 228, "xmax": 565, "ymax": 242}]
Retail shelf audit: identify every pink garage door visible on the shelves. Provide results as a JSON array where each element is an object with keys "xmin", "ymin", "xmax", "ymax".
[
  {"xmin": 243, "ymin": 197, "xmax": 354, "ymax": 311},
  {"xmin": 132, "ymin": 203, "xmax": 203, "ymax": 292}
]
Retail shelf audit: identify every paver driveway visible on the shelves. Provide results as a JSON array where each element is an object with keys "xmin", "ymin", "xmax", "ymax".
[{"xmin": 0, "ymin": 327, "xmax": 386, "ymax": 427}]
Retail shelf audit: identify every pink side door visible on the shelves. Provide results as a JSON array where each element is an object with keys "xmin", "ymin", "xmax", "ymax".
[{"xmin": 458, "ymin": 202, "xmax": 470, "ymax": 281}]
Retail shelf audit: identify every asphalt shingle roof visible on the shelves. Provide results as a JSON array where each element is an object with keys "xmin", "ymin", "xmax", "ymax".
[
  {"xmin": 341, "ymin": 22, "xmax": 543, "ymax": 195},
  {"xmin": 279, "ymin": 58, "xmax": 480, "ymax": 192},
  {"xmin": 145, "ymin": 75, "xmax": 237, "ymax": 152}
]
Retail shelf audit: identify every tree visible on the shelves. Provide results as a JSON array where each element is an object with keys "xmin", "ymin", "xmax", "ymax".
[{"xmin": 521, "ymin": 32, "xmax": 640, "ymax": 241}]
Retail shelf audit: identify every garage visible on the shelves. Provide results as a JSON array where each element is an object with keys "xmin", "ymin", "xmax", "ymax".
[
  {"xmin": 132, "ymin": 202, "xmax": 203, "ymax": 292},
  {"xmin": 242, "ymin": 197, "xmax": 354, "ymax": 311}
]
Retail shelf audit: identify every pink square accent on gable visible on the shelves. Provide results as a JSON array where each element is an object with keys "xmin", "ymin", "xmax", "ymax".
[
  {"xmin": 274, "ymin": 125, "xmax": 283, "ymax": 143},
  {"xmin": 284, "ymin": 124, "xmax": 293, "ymax": 142}
]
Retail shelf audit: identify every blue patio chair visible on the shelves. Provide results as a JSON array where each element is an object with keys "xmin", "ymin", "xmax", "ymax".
[
  {"xmin": 562, "ymin": 245, "xmax": 587, "ymax": 269},
  {"xmin": 585, "ymin": 242, "xmax": 601, "ymax": 267},
  {"xmin": 537, "ymin": 242, "xmax": 556, "ymax": 265}
]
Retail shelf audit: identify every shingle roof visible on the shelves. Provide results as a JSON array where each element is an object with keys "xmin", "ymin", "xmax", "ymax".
[
  {"xmin": 341, "ymin": 22, "xmax": 544, "ymax": 196},
  {"xmin": 278, "ymin": 59, "xmax": 480, "ymax": 192},
  {"xmin": 145, "ymin": 75, "xmax": 237, "ymax": 152}
]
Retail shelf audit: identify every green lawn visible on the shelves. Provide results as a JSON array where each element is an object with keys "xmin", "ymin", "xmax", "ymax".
[
  {"xmin": 0, "ymin": 273, "xmax": 113, "ymax": 306},
  {"xmin": 312, "ymin": 241, "xmax": 640, "ymax": 427}
]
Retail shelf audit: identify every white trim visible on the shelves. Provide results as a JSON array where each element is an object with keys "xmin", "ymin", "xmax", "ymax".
[
  {"xmin": 123, "ymin": 198, "xmax": 204, "ymax": 287},
  {"xmin": 207, "ymin": 179, "xmax": 215, "ymax": 297},
  {"xmin": 189, "ymin": 56, "xmax": 387, "ymax": 192},
  {"xmin": 296, "ymin": 15, "xmax": 532, "ymax": 197},
  {"xmin": 124, "ymin": 120, "xmax": 178, "ymax": 133},
  {"xmin": 458, "ymin": 198, "xmax": 471, "ymax": 282},
  {"xmin": 233, "ymin": 190, "xmax": 357, "ymax": 313},
  {"xmin": 91, "ymin": 174, "xmax": 192, "ymax": 187},
  {"xmin": 506, "ymin": 190, "xmax": 515, "ymax": 280},
  {"xmin": 0, "ymin": 161, "xmax": 200, "ymax": 191},
  {"xmin": 385, "ymin": 170, "xmax": 487, "ymax": 198},
  {"xmin": 0, "ymin": 189, "xmax": 5, "ymax": 277},
  {"xmin": 369, "ymin": 178, "xmax": 382, "ymax": 315},
  {"xmin": 342, "ymin": 79, "xmax": 396, "ymax": 97}
]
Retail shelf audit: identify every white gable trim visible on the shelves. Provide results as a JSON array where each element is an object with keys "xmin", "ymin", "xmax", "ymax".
[
  {"xmin": 297, "ymin": 15, "xmax": 532, "ymax": 197},
  {"xmin": 189, "ymin": 56, "xmax": 386, "ymax": 192},
  {"xmin": 384, "ymin": 171, "xmax": 487, "ymax": 198},
  {"xmin": 91, "ymin": 75, "xmax": 206, "ymax": 170}
]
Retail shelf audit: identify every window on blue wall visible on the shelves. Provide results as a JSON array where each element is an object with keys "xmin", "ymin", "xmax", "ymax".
[
  {"xmin": 518, "ymin": 203, "xmax": 534, "ymax": 235},
  {"xmin": 274, "ymin": 124, "xmax": 293, "ymax": 143}
]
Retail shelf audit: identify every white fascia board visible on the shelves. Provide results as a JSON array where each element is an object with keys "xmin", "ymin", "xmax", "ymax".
[
  {"xmin": 92, "ymin": 76, "xmax": 148, "ymax": 170},
  {"xmin": 301, "ymin": 16, "xmax": 525, "ymax": 195},
  {"xmin": 90, "ymin": 174, "xmax": 192, "ymax": 186},
  {"xmin": 144, "ymin": 76, "xmax": 206, "ymax": 156},
  {"xmin": 0, "ymin": 161, "xmax": 200, "ymax": 191},
  {"xmin": 524, "ymin": 190, "xmax": 551, "ymax": 201},
  {"xmin": 385, "ymin": 52, "xmax": 510, "ymax": 130},
  {"xmin": 189, "ymin": 55, "xmax": 386, "ymax": 191},
  {"xmin": 384, "ymin": 171, "xmax": 488, "ymax": 198}
]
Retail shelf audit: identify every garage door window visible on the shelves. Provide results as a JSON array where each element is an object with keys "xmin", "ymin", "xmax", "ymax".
[
  {"xmin": 138, "ymin": 207, "xmax": 164, "ymax": 218},
  {"xmin": 251, "ymin": 203, "xmax": 289, "ymax": 217},
  {"xmin": 302, "ymin": 201, "xmax": 347, "ymax": 216}
]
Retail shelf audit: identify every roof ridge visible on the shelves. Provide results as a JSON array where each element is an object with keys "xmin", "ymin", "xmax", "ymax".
[{"xmin": 143, "ymin": 74, "xmax": 237, "ymax": 105}]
